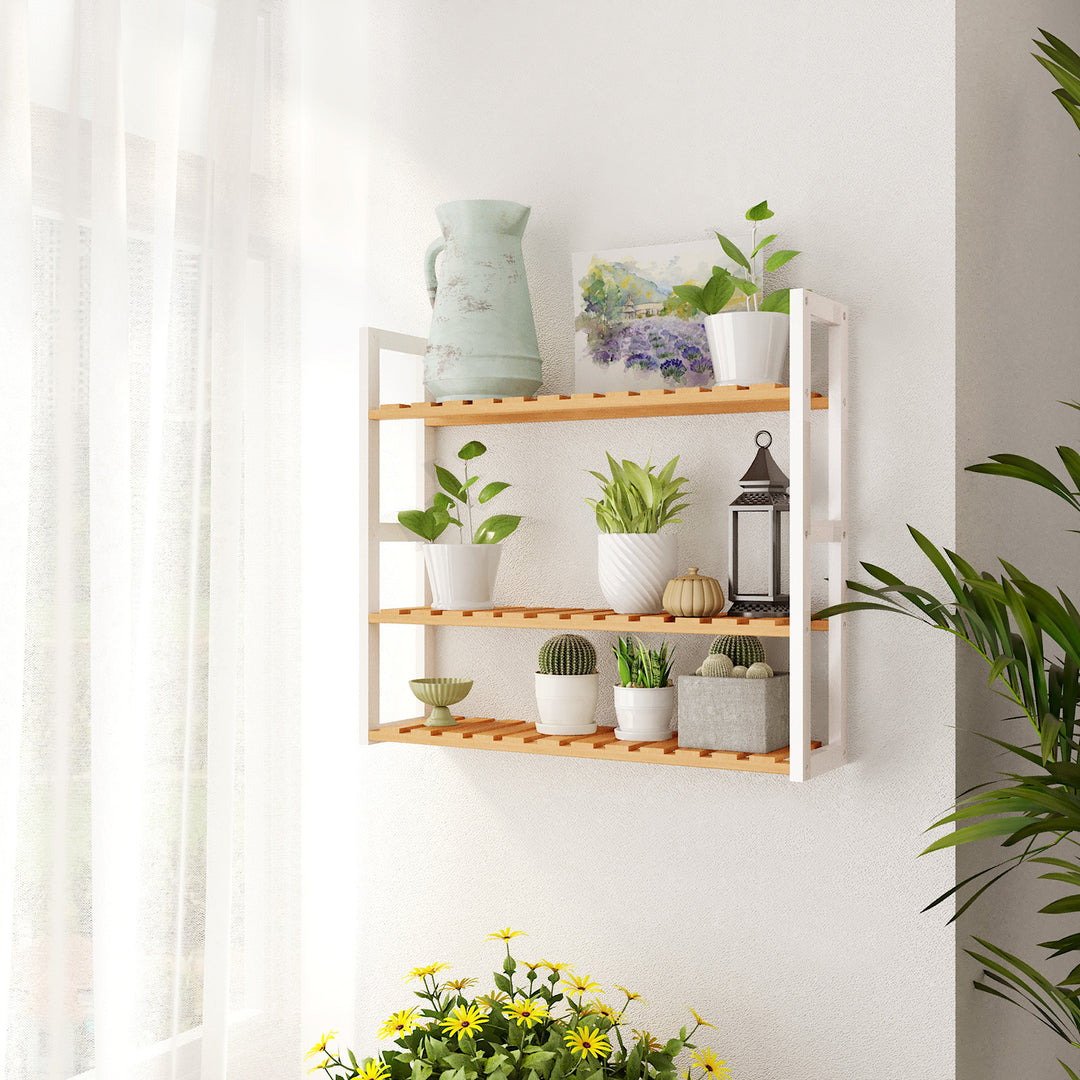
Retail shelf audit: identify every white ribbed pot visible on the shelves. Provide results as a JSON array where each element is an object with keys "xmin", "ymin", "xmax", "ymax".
[
  {"xmin": 597, "ymin": 532, "xmax": 678, "ymax": 614},
  {"xmin": 534, "ymin": 672, "xmax": 599, "ymax": 736},
  {"xmin": 704, "ymin": 310, "xmax": 789, "ymax": 385},
  {"xmin": 423, "ymin": 543, "xmax": 502, "ymax": 610},
  {"xmin": 613, "ymin": 684, "xmax": 676, "ymax": 741}
]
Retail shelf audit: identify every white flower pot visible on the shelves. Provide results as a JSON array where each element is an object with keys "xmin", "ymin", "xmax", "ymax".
[
  {"xmin": 613, "ymin": 684, "xmax": 676, "ymax": 741},
  {"xmin": 597, "ymin": 532, "xmax": 677, "ymax": 614},
  {"xmin": 704, "ymin": 310, "xmax": 789, "ymax": 385},
  {"xmin": 534, "ymin": 672, "xmax": 599, "ymax": 735},
  {"xmin": 423, "ymin": 543, "xmax": 503, "ymax": 610}
]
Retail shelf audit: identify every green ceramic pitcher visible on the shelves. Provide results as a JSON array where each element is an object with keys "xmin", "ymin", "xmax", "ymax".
[{"xmin": 424, "ymin": 199, "xmax": 542, "ymax": 402}]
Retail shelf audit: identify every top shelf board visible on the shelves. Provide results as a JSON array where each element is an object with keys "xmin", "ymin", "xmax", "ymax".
[{"xmin": 370, "ymin": 384, "xmax": 828, "ymax": 427}]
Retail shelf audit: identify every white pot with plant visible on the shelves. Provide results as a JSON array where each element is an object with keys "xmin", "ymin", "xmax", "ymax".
[
  {"xmin": 397, "ymin": 440, "xmax": 520, "ymax": 610},
  {"xmin": 586, "ymin": 454, "xmax": 689, "ymax": 615},
  {"xmin": 534, "ymin": 633, "xmax": 599, "ymax": 736},
  {"xmin": 673, "ymin": 199, "xmax": 801, "ymax": 386},
  {"xmin": 612, "ymin": 636, "xmax": 676, "ymax": 741}
]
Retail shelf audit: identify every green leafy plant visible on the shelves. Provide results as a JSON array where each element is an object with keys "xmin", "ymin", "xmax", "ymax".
[
  {"xmin": 815, "ymin": 401, "xmax": 1080, "ymax": 1076},
  {"xmin": 398, "ymin": 441, "xmax": 521, "ymax": 545},
  {"xmin": 585, "ymin": 455, "xmax": 690, "ymax": 534},
  {"xmin": 1034, "ymin": 29, "xmax": 1080, "ymax": 153},
  {"xmin": 672, "ymin": 201, "xmax": 800, "ymax": 317},
  {"xmin": 306, "ymin": 928, "xmax": 732, "ymax": 1080},
  {"xmin": 612, "ymin": 637, "xmax": 676, "ymax": 689}
]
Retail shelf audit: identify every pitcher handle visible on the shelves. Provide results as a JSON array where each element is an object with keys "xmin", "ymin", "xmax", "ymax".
[{"xmin": 424, "ymin": 237, "xmax": 446, "ymax": 308}]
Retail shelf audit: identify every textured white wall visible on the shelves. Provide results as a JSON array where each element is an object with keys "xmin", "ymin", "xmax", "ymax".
[
  {"xmin": 955, "ymin": 5, "xmax": 1080, "ymax": 1078},
  {"xmin": 354, "ymin": 2, "xmax": 959, "ymax": 1078}
]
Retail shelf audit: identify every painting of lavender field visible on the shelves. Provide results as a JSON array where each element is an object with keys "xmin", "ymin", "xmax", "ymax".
[{"xmin": 572, "ymin": 240, "xmax": 738, "ymax": 393}]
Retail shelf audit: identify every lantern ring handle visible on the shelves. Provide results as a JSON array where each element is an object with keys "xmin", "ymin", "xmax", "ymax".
[{"xmin": 755, "ymin": 429, "xmax": 772, "ymax": 448}]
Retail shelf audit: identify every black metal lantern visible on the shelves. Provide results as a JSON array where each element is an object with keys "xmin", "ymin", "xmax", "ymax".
[{"xmin": 727, "ymin": 430, "xmax": 789, "ymax": 617}]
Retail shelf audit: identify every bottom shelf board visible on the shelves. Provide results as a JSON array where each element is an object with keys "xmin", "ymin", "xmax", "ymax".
[{"xmin": 369, "ymin": 718, "xmax": 821, "ymax": 775}]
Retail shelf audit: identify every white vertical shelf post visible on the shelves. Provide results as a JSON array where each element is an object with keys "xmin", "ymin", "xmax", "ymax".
[
  {"xmin": 787, "ymin": 291, "xmax": 848, "ymax": 781},
  {"xmin": 362, "ymin": 328, "xmax": 431, "ymax": 739}
]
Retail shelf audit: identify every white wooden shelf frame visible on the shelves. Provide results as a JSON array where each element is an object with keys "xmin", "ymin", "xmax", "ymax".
[{"xmin": 362, "ymin": 289, "xmax": 849, "ymax": 781}]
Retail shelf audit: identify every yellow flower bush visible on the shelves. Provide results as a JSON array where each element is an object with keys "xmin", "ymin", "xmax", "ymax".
[{"xmin": 309, "ymin": 931, "xmax": 732, "ymax": 1079}]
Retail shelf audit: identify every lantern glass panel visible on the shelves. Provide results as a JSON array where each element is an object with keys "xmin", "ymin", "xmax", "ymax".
[{"xmin": 732, "ymin": 511, "xmax": 771, "ymax": 596}]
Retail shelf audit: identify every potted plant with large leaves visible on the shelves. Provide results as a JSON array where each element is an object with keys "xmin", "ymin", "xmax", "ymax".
[
  {"xmin": 673, "ymin": 200, "xmax": 800, "ymax": 386},
  {"xmin": 398, "ymin": 440, "xmax": 520, "ymax": 610},
  {"xmin": 585, "ymin": 454, "xmax": 690, "ymax": 614}
]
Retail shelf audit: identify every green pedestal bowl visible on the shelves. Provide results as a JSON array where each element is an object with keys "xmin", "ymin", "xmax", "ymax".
[{"xmin": 409, "ymin": 677, "xmax": 473, "ymax": 727}]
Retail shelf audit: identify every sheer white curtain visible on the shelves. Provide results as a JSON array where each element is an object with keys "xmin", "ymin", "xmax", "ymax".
[{"xmin": 0, "ymin": 1, "xmax": 304, "ymax": 1077}]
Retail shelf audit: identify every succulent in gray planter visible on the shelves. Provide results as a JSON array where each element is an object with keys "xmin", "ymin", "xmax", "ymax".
[{"xmin": 534, "ymin": 634, "xmax": 599, "ymax": 736}]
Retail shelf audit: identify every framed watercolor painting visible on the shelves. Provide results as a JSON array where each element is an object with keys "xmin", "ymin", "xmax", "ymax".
[{"xmin": 572, "ymin": 240, "xmax": 741, "ymax": 393}]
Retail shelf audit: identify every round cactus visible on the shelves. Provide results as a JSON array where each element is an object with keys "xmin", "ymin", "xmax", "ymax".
[
  {"xmin": 700, "ymin": 653, "xmax": 735, "ymax": 678},
  {"xmin": 746, "ymin": 662, "xmax": 774, "ymax": 679},
  {"xmin": 709, "ymin": 634, "xmax": 766, "ymax": 668},
  {"xmin": 538, "ymin": 634, "xmax": 597, "ymax": 675},
  {"xmin": 731, "ymin": 665, "xmax": 748, "ymax": 678}
]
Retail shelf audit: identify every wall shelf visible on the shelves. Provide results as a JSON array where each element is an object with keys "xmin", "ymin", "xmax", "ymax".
[
  {"xmin": 370, "ymin": 383, "xmax": 827, "ymax": 427},
  {"xmin": 370, "ymin": 605, "xmax": 828, "ymax": 637},
  {"xmin": 370, "ymin": 718, "xmax": 823, "ymax": 775},
  {"xmin": 363, "ymin": 290, "xmax": 849, "ymax": 781}
]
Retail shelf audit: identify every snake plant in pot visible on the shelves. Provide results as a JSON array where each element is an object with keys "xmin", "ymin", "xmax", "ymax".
[
  {"xmin": 673, "ymin": 200, "xmax": 800, "ymax": 386},
  {"xmin": 612, "ymin": 636, "xmax": 677, "ymax": 740},
  {"xmin": 397, "ymin": 440, "xmax": 520, "ymax": 610},
  {"xmin": 585, "ymin": 454, "xmax": 690, "ymax": 614}
]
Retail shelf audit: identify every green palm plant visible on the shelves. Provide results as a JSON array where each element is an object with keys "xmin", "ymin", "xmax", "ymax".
[
  {"xmin": 1034, "ymin": 29, "xmax": 1080, "ymax": 151},
  {"xmin": 585, "ymin": 454, "xmax": 690, "ymax": 534},
  {"xmin": 816, "ymin": 402, "xmax": 1080, "ymax": 1074}
]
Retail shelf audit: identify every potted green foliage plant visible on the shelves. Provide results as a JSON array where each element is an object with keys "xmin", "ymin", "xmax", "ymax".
[
  {"xmin": 398, "ymin": 440, "xmax": 520, "ymax": 610},
  {"xmin": 672, "ymin": 200, "xmax": 800, "ymax": 387},
  {"xmin": 816, "ymin": 403, "xmax": 1080, "ymax": 1076},
  {"xmin": 306, "ymin": 928, "xmax": 733, "ymax": 1079},
  {"xmin": 585, "ymin": 454, "xmax": 690, "ymax": 614},
  {"xmin": 612, "ymin": 636, "xmax": 677, "ymax": 741}
]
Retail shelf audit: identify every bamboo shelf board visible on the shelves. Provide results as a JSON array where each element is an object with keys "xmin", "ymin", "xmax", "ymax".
[
  {"xmin": 371, "ymin": 606, "xmax": 827, "ymax": 636},
  {"xmin": 369, "ymin": 385, "xmax": 828, "ymax": 427},
  {"xmin": 369, "ymin": 718, "xmax": 821, "ymax": 774}
]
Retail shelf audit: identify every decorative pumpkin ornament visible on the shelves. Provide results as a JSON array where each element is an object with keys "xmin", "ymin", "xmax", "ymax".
[{"xmin": 662, "ymin": 567, "xmax": 725, "ymax": 618}]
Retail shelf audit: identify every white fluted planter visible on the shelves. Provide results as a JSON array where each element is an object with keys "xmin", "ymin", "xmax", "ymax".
[
  {"xmin": 597, "ymin": 532, "xmax": 678, "ymax": 614},
  {"xmin": 705, "ymin": 310, "xmax": 789, "ymax": 385},
  {"xmin": 423, "ymin": 543, "xmax": 502, "ymax": 610}
]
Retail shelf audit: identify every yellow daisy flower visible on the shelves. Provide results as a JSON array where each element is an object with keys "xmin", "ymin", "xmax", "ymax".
[
  {"xmin": 445, "ymin": 977, "xmax": 479, "ymax": 991},
  {"xmin": 632, "ymin": 1030, "xmax": 660, "ymax": 1052},
  {"xmin": 476, "ymin": 991, "xmax": 508, "ymax": 1011},
  {"xmin": 441, "ymin": 1004, "xmax": 487, "ymax": 1040},
  {"xmin": 504, "ymin": 997, "xmax": 550, "ymax": 1029},
  {"xmin": 539, "ymin": 959, "xmax": 574, "ymax": 973},
  {"xmin": 691, "ymin": 1048, "xmax": 731, "ymax": 1079},
  {"xmin": 356, "ymin": 1061, "xmax": 391, "ymax": 1080},
  {"xmin": 563, "ymin": 1025, "xmax": 612, "ymax": 1060},
  {"xmin": 405, "ymin": 962, "xmax": 451, "ymax": 982},
  {"xmin": 486, "ymin": 927, "xmax": 526, "ymax": 942},
  {"xmin": 615, "ymin": 985, "xmax": 643, "ymax": 1001},
  {"xmin": 308, "ymin": 1059, "xmax": 333, "ymax": 1074},
  {"xmin": 378, "ymin": 1007, "xmax": 421, "ymax": 1041},
  {"xmin": 587, "ymin": 998, "xmax": 617, "ymax": 1020},
  {"xmin": 305, "ymin": 1031, "xmax": 339, "ymax": 1060},
  {"xmin": 688, "ymin": 1008, "xmax": 716, "ymax": 1030},
  {"xmin": 521, "ymin": 961, "xmax": 545, "ymax": 972},
  {"xmin": 560, "ymin": 974, "xmax": 602, "ymax": 996}
]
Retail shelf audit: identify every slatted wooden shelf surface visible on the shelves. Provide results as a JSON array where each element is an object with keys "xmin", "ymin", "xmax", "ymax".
[
  {"xmin": 371, "ymin": 605, "xmax": 827, "ymax": 636},
  {"xmin": 369, "ymin": 718, "xmax": 821, "ymax": 774},
  {"xmin": 370, "ymin": 384, "xmax": 828, "ymax": 427}
]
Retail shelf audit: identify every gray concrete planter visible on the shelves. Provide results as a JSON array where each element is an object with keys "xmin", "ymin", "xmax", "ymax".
[{"xmin": 676, "ymin": 673, "xmax": 789, "ymax": 754}]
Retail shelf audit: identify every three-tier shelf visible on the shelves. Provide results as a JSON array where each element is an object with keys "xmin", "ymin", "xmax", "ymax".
[{"xmin": 364, "ymin": 290, "xmax": 848, "ymax": 781}]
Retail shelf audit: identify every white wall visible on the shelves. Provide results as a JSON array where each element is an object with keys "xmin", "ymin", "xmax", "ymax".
[
  {"xmin": 352, "ymin": 3, "xmax": 959, "ymax": 1079},
  {"xmin": 955, "ymin": 5, "xmax": 1080, "ymax": 1077}
]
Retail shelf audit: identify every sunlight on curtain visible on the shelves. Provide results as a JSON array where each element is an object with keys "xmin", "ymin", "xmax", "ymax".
[{"xmin": 0, "ymin": 0, "xmax": 303, "ymax": 1076}]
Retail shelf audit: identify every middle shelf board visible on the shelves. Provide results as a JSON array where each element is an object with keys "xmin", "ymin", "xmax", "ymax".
[{"xmin": 370, "ymin": 606, "xmax": 827, "ymax": 637}]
